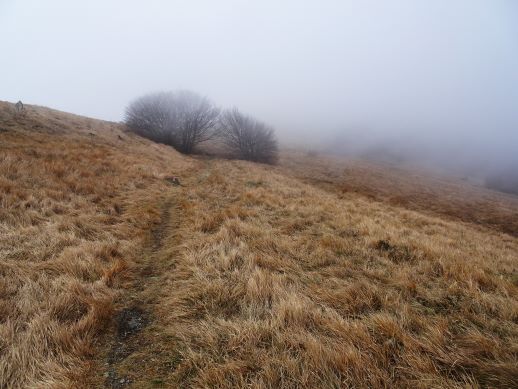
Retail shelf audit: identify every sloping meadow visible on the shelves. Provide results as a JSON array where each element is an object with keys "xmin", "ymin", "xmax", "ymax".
[
  {"xmin": 135, "ymin": 159, "xmax": 518, "ymax": 388},
  {"xmin": 0, "ymin": 102, "xmax": 193, "ymax": 388},
  {"xmin": 1, "ymin": 102, "xmax": 517, "ymax": 388}
]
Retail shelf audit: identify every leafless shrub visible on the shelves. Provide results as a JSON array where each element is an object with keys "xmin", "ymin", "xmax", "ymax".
[
  {"xmin": 124, "ymin": 91, "xmax": 219, "ymax": 154},
  {"xmin": 13, "ymin": 100, "xmax": 26, "ymax": 118},
  {"xmin": 15, "ymin": 100, "xmax": 24, "ymax": 113},
  {"xmin": 124, "ymin": 92, "xmax": 176, "ymax": 145},
  {"xmin": 172, "ymin": 90, "xmax": 220, "ymax": 153},
  {"xmin": 218, "ymin": 108, "xmax": 278, "ymax": 164}
]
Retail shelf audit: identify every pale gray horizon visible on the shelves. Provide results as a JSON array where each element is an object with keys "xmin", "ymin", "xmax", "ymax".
[{"xmin": 1, "ymin": 0, "xmax": 517, "ymax": 176}]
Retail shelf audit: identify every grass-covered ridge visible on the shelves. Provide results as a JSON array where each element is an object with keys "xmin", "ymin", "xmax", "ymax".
[{"xmin": 1, "ymin": 102, "xmax": 517, "ymax": 388}]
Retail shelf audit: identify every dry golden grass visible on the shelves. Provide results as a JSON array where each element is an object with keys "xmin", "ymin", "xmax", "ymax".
[
  {"xmin": 107, "ymin": 160, "xmax": 517, "ymax": 388},
  {"xmin": 279, "ymin": 150, "xmax": 518, "ymax": 237},
  {"xmin": 0, "ymin": 101, "xmax": 194, "ymax": 388},
  {"xmin": 1, "ymin": 102, "xmax": 517, "ymax": 388}
]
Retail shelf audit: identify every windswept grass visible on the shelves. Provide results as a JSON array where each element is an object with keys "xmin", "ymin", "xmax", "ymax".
[
  {"xmin": 113, "ymin": 160, "xmax": 518, "ymax": 388},
  {"xmin": 1, "ymin": 102, "xmax": 517, "ymax": 388},
  {"xmin": 0, "ymin": 102, "xmax": 193, "ymax": 388}
]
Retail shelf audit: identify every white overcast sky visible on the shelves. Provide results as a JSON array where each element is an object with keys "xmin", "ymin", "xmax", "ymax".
[{"xmin": 1, "ymin": 0, "xmax": 517, "ymax": 168}]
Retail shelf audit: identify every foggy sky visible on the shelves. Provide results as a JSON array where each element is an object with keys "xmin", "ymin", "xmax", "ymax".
[{"xmin": 1, "ymin": 1, "xmax": 517, "ymax": 175}]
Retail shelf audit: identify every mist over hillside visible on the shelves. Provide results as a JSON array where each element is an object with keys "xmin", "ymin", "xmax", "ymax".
[
  {"xmin": 308, "ymin": 130, "xmax": 518, "ymax": 194},
  {"xmin": 1, "ymin": 1, "xmax": 518, "ymax": 387},
  {"xmin": 2, "ymin": 0, "xmax": 517, "ymax": 193}
]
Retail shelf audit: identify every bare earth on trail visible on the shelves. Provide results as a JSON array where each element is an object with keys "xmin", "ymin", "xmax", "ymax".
[{"xmin": 1, "ymin": 103, "xmax": 517, "ymax": 388}]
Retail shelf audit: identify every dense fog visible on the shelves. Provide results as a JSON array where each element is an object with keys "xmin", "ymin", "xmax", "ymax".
[{"xmin": 1, "ymin": 0, "xmax": 517, "ymax": 188}]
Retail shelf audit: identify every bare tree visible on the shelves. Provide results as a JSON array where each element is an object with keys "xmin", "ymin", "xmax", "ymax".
[
  {"xmin": 15, "ymin": 101, "xmax": 24, "ymax": 113},
  {"xmin": 218, "ymin": 108, "xmax": 278, "ymax": 164},
  {"xmin": 124, "ymin": 91, "xmax": 219, "ymax": 154},
  {"xmin": 124, "ymin": 92, "xmax": 176, "ymax": 145},
  {"xmin": 171, "ymin": 91, "xmax": 220, "ymax": 154}
]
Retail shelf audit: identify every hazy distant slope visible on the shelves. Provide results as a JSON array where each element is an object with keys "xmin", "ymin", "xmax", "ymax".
[{"xmin": 279, "ymin": 150, "xmax": 518, "ymax": 237}]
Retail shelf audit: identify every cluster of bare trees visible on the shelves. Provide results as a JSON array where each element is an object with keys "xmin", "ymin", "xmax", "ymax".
[
  {"xmin": 125, "ymin": 91, "xmax": 278, "ymax": 164},
  {"xmin": 124, "ymin": 91, "xmax": 219, "ymax": 154}
]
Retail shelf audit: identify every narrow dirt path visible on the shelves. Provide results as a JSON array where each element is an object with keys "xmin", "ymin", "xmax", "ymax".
[
  {"xmin": 86, "ymin": 160, "xmax": 209, "ymax": 388},
  {"xmin": 103, "ymin": 194, "xmax": 181, "ymax": 388}
]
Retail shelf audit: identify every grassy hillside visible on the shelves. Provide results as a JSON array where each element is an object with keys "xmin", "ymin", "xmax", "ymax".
[
  {"xmin": 0, "ymin": 102, "xmax": 194, "ymax": 388},
  {"xmin": 279, "ymin": 151, "xmax": 518, "ymax": 237},
  {"xmin": 1, "ymin": 102, "xmax": 517, "ymax": 388}
]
